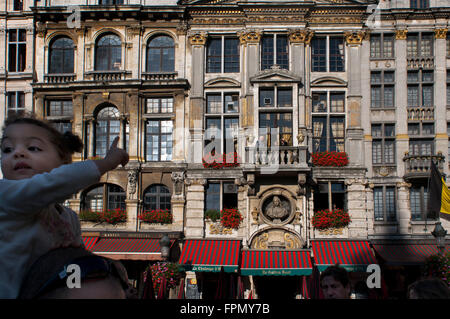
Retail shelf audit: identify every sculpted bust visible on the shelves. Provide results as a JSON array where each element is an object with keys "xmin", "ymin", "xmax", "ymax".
[{"xmin": 265, "ymin": 196, "xmax": 289, "ymax": 223}]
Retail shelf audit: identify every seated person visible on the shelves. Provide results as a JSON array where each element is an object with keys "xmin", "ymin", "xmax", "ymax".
[{"xmin": 18, "ymin": 247, "xmax": 129, "ymax": 299}]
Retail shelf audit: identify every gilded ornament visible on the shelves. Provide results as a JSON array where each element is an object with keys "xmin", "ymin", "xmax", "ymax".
[
  {"xmin": 288, "ymin": 30, "xmax": 313, "ymax": 44},
  {"xmin": 435, "ymin": 28, "xmax": 448, "ymax": 39},
  {"xmin": 344, "ymin": 31, "xmax": 365, "ymax": 46},
  {"xmin": 188, "ymin": 33, "xmax": 207, "ymax": 45},
  {"xmin": 395, "ymin": 29, "xmax": 407, "ymax": 40}
]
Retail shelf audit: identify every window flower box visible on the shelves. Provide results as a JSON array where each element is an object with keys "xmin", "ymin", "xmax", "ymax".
[
  {"xmin": 202, "ymin": 151, "xmax": 241, "ymax": 169},
  {"xmin": 312, "ymin": 208, "xmax": 351, "ymax": 230},
  {"xmin": 139, "ymin": 209, "xmax": 173, "ymax": 224},
  {"xmin": 220, "ymin": 208, "xmax": 243, "ymax": 230},
  {"xmin": 79, "ymin": 208, "xmax": 127, "ymax": 225},
  {"xmin": 311, "ymin": 151, "xmax": 349, "ymax": 167}
]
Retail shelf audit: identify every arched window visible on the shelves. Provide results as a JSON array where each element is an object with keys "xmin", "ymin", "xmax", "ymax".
[
  {"xmin": 95, "ymin": 33, "xmax": 121, "ymax": 71},
  {"xmin": 82, "ymin": 183, "xmax": 126, "ymax": 211},
  {"xmin": 49, "ymin": 37, "xmax": 74, "ymax": 74},
  {"xmin": 95, "ymin": 106, "xmax": 120, "ymax": 157},
  {"xmin": 143, "ymin": 184, "xmax": 171, "ymax": 211},
  {"xmin": 146, "ymin": 35, "xmax": 175, "ymax": 73}
]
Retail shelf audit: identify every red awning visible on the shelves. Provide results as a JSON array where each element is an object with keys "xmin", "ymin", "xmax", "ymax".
[
  {"xmin": 372, "ymin": 244, "xmax": 450, "ymax": 265},
  {"xmin": 90, "ymin": 237, "xmax": 174, "ymax": 260},
  {"xmin": 240, "ymin": 250, "xmax": 313, "ymax": 276},
  {"xmin": 82, "ymin": 236, "xmax": 99, "ymax": 251},
  {"xmin": 178, "ymin": 239, "xmax": 241, "ymax": 273},
  {"xmin": 312, "ymin": 240, "xmax": 377, "ymax": 271}
]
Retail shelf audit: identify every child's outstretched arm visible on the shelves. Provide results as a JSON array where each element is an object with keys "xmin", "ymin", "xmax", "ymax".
[{"xmin": 93, "ymin": 137, "xmax": 129, "ymax": 175}]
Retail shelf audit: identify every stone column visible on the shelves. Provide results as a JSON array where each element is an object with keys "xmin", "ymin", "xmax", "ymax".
[
  {"xmin": 434, "ymin": 28, "xmax": 448, "ymax": 176},
  {"xmin": 396, "ymin": 181, "xmax": 412, "ymax": 234},
  {"xmin": 75, "ymin": 28, "xmax": 86, "ymax": 81},
  {"xmin": 395, "ymin": 29, "xmax": 409, "ymax": 177},
  {"xmin": 25, "ymin": 26, "xmax": 33, "ymax": 74},
  {"xmin": 0, "ymin": 27, "xmax": 6, "ymax": 74},
  {"xmin": 35, "ymin": 22, "xmax": 47, "ymax": 82},
  {"xmin": 366, "ymin": 183, "xmax": 375, "ymax": 236},
  {"xmin": 344, "ymin": 32, "xmax": 365, "ymax": 167},
  {"xmin": 84, "ymin": 116, "xmax": 95, "ymax": 158},
  {"xmin": 289, "ymin": 29, "xmax": 313, "ymax": 146},
  {"xmin": 126, "ymin": 26, "xmax": 142, "ymax": 79},
  {"xmin": 126, "ymin": 90, "xmax": 139, "ymax": 161},
  {"xmin": 72, "ymin": 92, "xmax": 85, "ymax": 162},
  {"xmin": 34, "ymin": 93, "xmax": 45, "ymax": 119},
  {"xmin": 171, "ymin": 172, "xmax": 186, "ymax": 232},
  {"xmin": 187, "ymin": 32, "xmax": 207, "ymax": 164},
  {"xmin": 239, "ymin": 30, "xmax": 261, "ymax": 135},
  {"xmin": 184, "ymin": 178, "xmax": 207, "ymax": 238},
  {"xmin": 125, "ymin": 199, "xmax": 139, "ymax": 231},
  {"xmin": 345, "ymin": 179, "xmax": 368, "ymax": 238}
]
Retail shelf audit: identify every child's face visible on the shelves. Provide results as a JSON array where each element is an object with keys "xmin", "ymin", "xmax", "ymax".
[{"xmin": 1, "ymin": 124, "xmax": 64, "ymax": 180}]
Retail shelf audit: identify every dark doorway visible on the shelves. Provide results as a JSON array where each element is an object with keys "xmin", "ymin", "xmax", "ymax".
[{"xmin": 254, "ymin": 276, "xmax": 300, "ymax": 299}]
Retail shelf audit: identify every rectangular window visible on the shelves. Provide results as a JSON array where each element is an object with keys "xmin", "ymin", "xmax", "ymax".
[
  {"xmin": 205, "ymin": 92, "xmax": 239, "ymax": 155},
  {"xmin": 312, "ymin": 91, "xmax": 345, "ymax": 152},
  {"xmin": 259, "ymin": 112, "xmax": 293, "ymax": 147},
  {"xmin": 312, "ymin": 36, "xmax": 345, "ymax": 72},
  {"xmin": 371, "ymin": 71, "xmax": 395, "ymax": 108},
  {"xmin": 410, "ymin": 184, "xmax": 434, "ymax": 221},
  {"xmin": 146, "ymin": 120, "xmax": 173, "ymax": 161},
  {"xmin": 447, "ymin": 70, "xmax": 450, "ymax": 106},
  {"xmin": 205, "ymin": 181, "xmax": 238, "ymax": 212},
  {"xmin": 206, "ymin": 37, "xmax": 239, "ymax": 73},
  {"xmin": 47, "ymin": 100, "xmax": 73, "ymax": 133},
  {"xmin": 7, "ymin": 91, "xmax": 25, "ymax": 118},
  {"xmin": 8, "ymin": 29, "xmax": 26, "ymax": 72},
  {"xmin": 146, "ymin": 97, "xmax": 173, "ymax": 113},
  {"xmin": 407, "ymin": 33, "xmax": 433, "ymax": 58},
  {"xmin": 13, "ymin": 0, "xmax": 23, "ymax": 11},
  {"xmin": 370, "ymin": 34, "xmax": 394, "ymax": 59},
  {"xmin": 261, "ymin": 34, "xmax": 289, "ymax": 70},
  {"xmin": 314, "ymin": 182, "xmax": 346, "ymax": 211},
  {"xmin": 374, "ymin": 186, "xmax": 396, "ymax": 222},
  {"xmin": 259, "ymin": 87, "xmax": 292, "ymax": 108},
  {"xmin": 372, "ymin": 123, "xmax": 395, "ymax": 165},
  {"xmin": 410, "ymin": 0, "xmax": 429, "ymax": 8},
  {"xmin": 407, "ymin": 70, "xmax": 433, "ymax": 107},
  {"xmin": 99, "ymin": 0, "xmax": 124, "ymax": 4}
]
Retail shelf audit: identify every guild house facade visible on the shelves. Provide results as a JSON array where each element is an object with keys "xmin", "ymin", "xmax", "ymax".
[{"xmin": 1, "ymin": 0, "xmax": 449, "ymax": 299}]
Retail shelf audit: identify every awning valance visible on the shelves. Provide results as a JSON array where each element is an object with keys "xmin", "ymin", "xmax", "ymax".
[
  {"xmin": 82, "ymin": 236, "xmax": 99, "ymax": 251},
  {"xmin": 178, "ymin": 239, "xmax": 241, "ymax": 273},
  {"xmin": 312, "ymin": 240, "xmax": 377, "ymax": 271},
  {"xmin": 240, "ymin": 250, "xmax": 313, "ymax": 276},
  {"xmin": 372, "ymin": 244, "xmax": 450, "ymax": 266},
  {"xmin": 90, "ymin": 237, "xmax": 173, "ymax": 260}
]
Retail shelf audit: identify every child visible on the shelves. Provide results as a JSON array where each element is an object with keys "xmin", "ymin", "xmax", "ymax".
[{"xmin": 0, "ymin": 115, "xmax": 129, "ymax": 298}]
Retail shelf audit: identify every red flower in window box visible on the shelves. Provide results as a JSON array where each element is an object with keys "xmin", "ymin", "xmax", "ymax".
[
  {"xmin": 311, "ymin": 209, "xmax": 351, "ymax": 230},
  {"xmin": 138, "ymin": 209, "xmax": 173, "ymax": 224},
  {"xmin": 80, "ymin": 208, "xmax": 127, "ymax": 224},
  {"xmin": 202, "ymin": 151, "xmax": 241, "ymax": 169},
  {"xmin": 311, "ymin": 151, "xmax": 349, "ymax": 167},
  {"xmin": 220, "ymin": 208, "xmax": 243, "ymax": 230}
]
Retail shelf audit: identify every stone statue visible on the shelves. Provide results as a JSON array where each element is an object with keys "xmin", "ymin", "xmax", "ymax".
[{"xmin": 265, "ymin": 196, "xmax": 289, "ymax": 223}]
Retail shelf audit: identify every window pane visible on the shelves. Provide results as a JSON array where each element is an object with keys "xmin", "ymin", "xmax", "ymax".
[
  {"xmin": 205, "ymin": 183, "xmax": 220, "ymax": 211},
  {"xmin": 410, "ymin": 187, "xmax": 421, "ymax": 220},
  {"xmin": 312, "ymin": 117, "xmax": 327, "ymax": 152},
  {"xmin": 329, "ymin": 37, "xmax": 345, "ymax": 72},
  {"xmin": 206, "ymin": 38, "xmax": 222, "ymax": 73},
  {"xmin": 384, "ymin": 140, "xmax": 395, "ymax": 163},
  {"xmin": 261, "ymin": 35, "xmax": 274, "ymax": 70},
  {"xmin": 312, "ymin": 93, "xmax": 327, "ymax": 112},
  {"xmin": 277, "ymin": 88, "xmax": 292, "ymax": 107},
  {"xmin": 224, "ymin": 38, "xmax": 239, "ymax": 73},
  {"xmin": 385, "ymin": 187, "xmax": 396, "ymax": 221},
  {"xmin": 422, "ymin": 85, "xmax": 433, "ymax": 106},
  {"xmin": 207, "ymin": 94, "xmax": 221, "ymax": 113},
  {"xmin": 384, "ymin": 124, "xmax": 395, "ymax": 137},
  {"xmin": 259, "ymin": 88, "xmax": 274, "ymax": 107},
  {"xmin": 372, "ymin": 141, "xmax": 382, "ymax": 164},
  {"xmin": 374, "ymin": 187, "xmax": 384, "ymax": 221},
  {"xmin": 383, "ymin": 35, "xmax": 394, "ymax": 58},
  {"xmin": 371, "ymin": 87, "xmax": 382, "ymax": 108},
  {"xmin": 371, "ymin": 124, "xmax": 382, "ymax": 138},
  {"xmin": 330, "ymin": 93, "xmax": 345, "ymax": 112},
  {"xmin": 384, "ymin": 86, "xmax": 394, "ymax": 108},
  {"xmin": 276, "ymin": 35, "xmax": 289, "ymax": 70},
  {"xmin": 224, "ymin": 93, "xmax": 239, "ymax": 113},
  {"xmin": 311, "ymin": 38, "xmax": 326, "ymax": 72},
  {"xmin": 370, "ymin": 35, "xmax": 381, "ymax": 58}
]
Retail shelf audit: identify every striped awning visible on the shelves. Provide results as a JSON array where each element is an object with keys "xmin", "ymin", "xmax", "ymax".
[
  {"xmin": 90, "ymin": 237, "xmax": 174, "ymax": 261},
  {"xmin": 178, "ymin": 239, "xmax": 241, "ymax": 273},
  {"xmin": 372, "ymin": 244, "xmax": 450, "ymax": 265},
  {"xmin": 82, "ymin": 236, "xmax": 99, "ymax": 251},
  {"xmin": 312, "ymin": 240, "xmax": 377, "ymax": 271},
  {"xmin": 240, "ymin": 250, "xmax": 313, "ymax": 276}
]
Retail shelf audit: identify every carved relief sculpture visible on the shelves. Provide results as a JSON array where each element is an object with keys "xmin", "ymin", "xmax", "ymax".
[
  {"xmin": 264, "ymin": 196, "xmax": 290, "ymax": 224},
  {"xmin": 127, "ymin": 169, "xmax": 138, "ymax": 195},
  {"xmin": 172, "ymin": 171, "xmax": 185, "ymax": 195}
]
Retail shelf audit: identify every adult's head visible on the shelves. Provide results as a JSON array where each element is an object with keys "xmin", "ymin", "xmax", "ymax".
[
  {"xmin": 408, "ymin": 278, "xmax": 450, "ymax": 299},
  {"xmin": 18, "ymin": 247, "xmax": 128, "ymax": 299},
  {"xmin": 320, "ymin": 265, "xmax": 351, "ymax": 299}
]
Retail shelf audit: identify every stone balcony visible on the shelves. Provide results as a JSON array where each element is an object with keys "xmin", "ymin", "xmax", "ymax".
[
  {"xmin": 244, "ymin": 146, "xmax": 309, "ymax": 171},
  {"xmin": 84, "ymin": 70, "xmax": 131, "ymax": 81},
  {"xmin": 44, "ymin": 73, "xmax": 76, "ymax": 83},
  {"xmin": 403, "ymin": 152, "xmax": 445, "ymax": 180},
  {"xmin": 406, "ymin": 57, "xmax": 434, "ymax": 69},
  {"xmin": 407, "ymin": 106, "xmax": 434, "ymax": 121},
  {"xmin": 141, "ymin": 72, "xmax": 178, "ymax": 81}
]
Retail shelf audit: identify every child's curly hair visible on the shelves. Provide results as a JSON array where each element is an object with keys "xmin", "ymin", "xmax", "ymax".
[{"xmin": 1, "ymin": 113, "xmax": 83, "ymax": 164}]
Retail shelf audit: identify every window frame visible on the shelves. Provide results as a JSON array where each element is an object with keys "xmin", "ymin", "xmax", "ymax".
[
  {"xmin": 407, "ymin": 69, "xmax": 434, "ymax": 107},
  {"xmin": 94, "ymin": 106, "xmax": 120, "ymax": 158},
  {"xmin": 371, "ymin": 123, "xmax": 396, "ymax": 165},
  {"xmin": 94, "ymin": 33, "xmax": 122, "ymax": 71},
  {"xmin": 370, "ymin": 70, "xmax": 395, "ymax": 109},
  {"xmin": 370, "ymin": 33, "xmax": 395, "ymax": 59},
  {"xmin": 410, "ymin": 183, "xmax": 435, "ymax": 221},
  {"xmin": 407, "ymin": 32, "xmax": 434, "ymax": 58},
  {"xmin": 143, "ymin": 184, "xmax": 171, "ymax": 211},
  {"xmin": 410, "ymin": 0, "xmax": 430, "ymax": 9},
  {"xmin": 7, "ymin": 91, "xmax": 25, "ymax": 118},
  {"xmin": 261, "ymin": 33, "xmax": 289, "ymax": 71},
  {"xmin": 82, "ymin": 183, "xmax": 126, "ymax": 212},
  {"xmin": 204, "ymin": 91, "xmax": 240, "ymax": 154},
  {"xmin": 46, "ymin": 99, "xmax": 73, "ymax": 134},
  {"xmin": 311, "ymin": 35, "xmax": 345, "ymax": 72},
  {"xmin": 206, "ymin": 36, "xmax": 240, "ymax": 73},
  {"xmin": 145, "ymin": 119, "xmax": 173, "ymax": 162},
  {"xmin": 373, "ymin": 185, "xmax": 397, "ymax": 222},
  {"xmin": 49, "ymin": 37, "xmax": 75, "ymax": 74},
  {"xmin": 311, "ymin": 91, "xmax": 346, "ymax": 152},
  {"xmin": 146, "ymin": 35, "xmax": 175, "ymax": 73},
  {"xmin": 8, "ymin": 29, "xmax": 26, "ymax": 72},
  {"xmin": 205, "ymin": 180, "xmax": 238, "ymax": 212}
]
